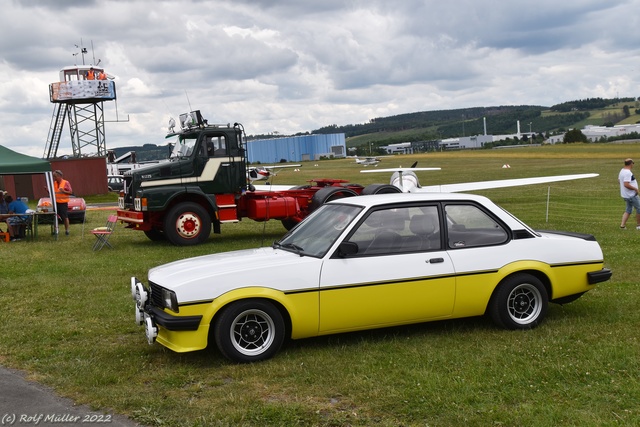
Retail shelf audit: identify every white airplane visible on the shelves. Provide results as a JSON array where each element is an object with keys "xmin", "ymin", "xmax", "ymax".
[
  {"xmin": 247, "ymin": 164, "xmax": 301, "ymax": 184},
  {"xmin": 352, "ymin": 156, "xmax": 391, "ymax": 166},
  {"xmin": 361, "ymin": 164, "xmax": 598, "ymax": 193},
  {"xmin": 254, "ymin": 161, "xmax": 598, "ymax": 194}
]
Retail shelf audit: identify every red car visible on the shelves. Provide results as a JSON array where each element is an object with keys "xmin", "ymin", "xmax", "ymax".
[{"xmin": 37, "ymin": 196, "xmax": 86, "ymax": 223}]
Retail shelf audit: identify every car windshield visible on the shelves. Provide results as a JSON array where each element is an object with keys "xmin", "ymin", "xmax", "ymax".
[
  {"xmin": 275, "ymin": 203, "xmax": 362, "ymax": 258},
  {"xmin": 169, "ymin": 134, "xmax": 198, "ymax": 159}
]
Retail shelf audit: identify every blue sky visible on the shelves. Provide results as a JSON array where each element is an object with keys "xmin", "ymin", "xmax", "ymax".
[{"xmin": 1, "ymin": 0, "xmax": 638, "ymax": 156}]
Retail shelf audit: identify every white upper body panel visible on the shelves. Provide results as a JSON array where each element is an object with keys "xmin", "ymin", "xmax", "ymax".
[{"xmin": 147, "ymin": 192, "xmax": 604, "ymax": 304}]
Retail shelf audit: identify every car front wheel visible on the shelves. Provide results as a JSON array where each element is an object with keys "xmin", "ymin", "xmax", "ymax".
[
  {"xmin": 489, "ymin": 273, "xmax": 548, "ymax": 330},
  {"xmin": 214, "ymin": 300, "xmax": 285, "ymax": 363}
]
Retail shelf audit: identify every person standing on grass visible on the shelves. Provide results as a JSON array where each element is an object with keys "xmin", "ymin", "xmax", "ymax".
[
  {"xmin": 53, "ymin": 170, "xmax": 73, "ymax": 235},
  {"xmin": 618, "ymin": 158, "xmax": 640, "ymax": 229}
]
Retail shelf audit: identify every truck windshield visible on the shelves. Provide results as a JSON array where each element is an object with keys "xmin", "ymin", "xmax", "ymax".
[
  {"xmin": 275, "ymin": 204, "xmax": 362, "ymax": 258},
  {"xmin": 169, "ymin": 135, "xmax": 198, "ymax": 159}
]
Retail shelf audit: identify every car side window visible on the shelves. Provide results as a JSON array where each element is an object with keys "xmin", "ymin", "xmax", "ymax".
[
  {"xmin": 348, "ymin": 205, "xmax": 440, "ymax": 255},
  {"xmin": 445, "ymin": 204, "xmax": 508, "ymax": 248}
]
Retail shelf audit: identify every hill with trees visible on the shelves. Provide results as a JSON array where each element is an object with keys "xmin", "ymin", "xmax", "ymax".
[{"xmin": 112, "ymin": 97, "xmax": 640, "ymax": 159}]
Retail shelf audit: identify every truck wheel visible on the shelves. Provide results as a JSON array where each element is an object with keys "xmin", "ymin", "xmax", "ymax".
[
  {"xmin": 143, "ymin": 228, "xmax": 166, "ymax": 241},
  {"xmin": 361, "ymin": 184, "xmax": 402, "ymax": 195},
  {"xmin": 281, "ymin": 219, "xmax": 300, "ymax": 231},
  {"xmin": 309, "ymin": 187, "xmax": 359, "ymax": 212},
  {"xmin": 489, "ymin": 273, "xmax": 548, "ymax": 330},
  {"xmin": 164, "ymin": 202, "xmax": 211, "ymax": 246},
  {"xmin": 214, "ymin": 300, "xmax": 285, "ymax": 363}
]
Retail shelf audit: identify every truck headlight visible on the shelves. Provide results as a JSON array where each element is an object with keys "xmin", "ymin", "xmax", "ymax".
[{"xmin": 161, "ymin": 288, "xmax": 179, "ymax": 313}]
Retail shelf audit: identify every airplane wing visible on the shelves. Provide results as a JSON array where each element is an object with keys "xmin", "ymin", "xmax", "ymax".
[
  {"xmin": 361, "ymin": 167, "xmax": 442, "ymax": 174},
  {"xmin": 253, "ymin": 184, "xmax": 297, "ymax": 191},
  {"xmin": 262, "ymin": 164, "xmax": 301, "ymax": 170},
  {"xmin": 415, "ymin": 173, "xmax": 599, "ymax": 193}
]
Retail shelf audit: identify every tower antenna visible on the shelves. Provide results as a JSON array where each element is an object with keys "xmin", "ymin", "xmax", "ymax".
[
  {"xmin": 91, "ymin": 40, "xmax": 96, "ymax": 65},
  {"xmin": 185, "ymin": 90, "xmax": 193, "ymax": 111},
  {"xmin": 73, "ymin": 39, "xmax": 88, "ymax": 65}
]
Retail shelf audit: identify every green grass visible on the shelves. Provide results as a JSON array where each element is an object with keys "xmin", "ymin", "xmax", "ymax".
[{"xmin": 1, "ymin": 143, "xmax": 640, "ymax": 426}]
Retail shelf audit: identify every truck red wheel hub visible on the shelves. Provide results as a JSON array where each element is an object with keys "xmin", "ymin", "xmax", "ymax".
[{"xmin": 177, "ymin": 213, "xmax": 200, "ymax": 237}]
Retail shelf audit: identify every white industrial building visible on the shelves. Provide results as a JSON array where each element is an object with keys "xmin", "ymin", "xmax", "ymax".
[
  {"xmin": 546, "ymin": 124, "xmax": 640, "ymax": 143},
  {"xmin": 383, "ymin": 142, "xmax": 413, "ymax": 154},
  {"xmin": 439, "ymin": 119, "xmax": 534, "ymax": 149}
]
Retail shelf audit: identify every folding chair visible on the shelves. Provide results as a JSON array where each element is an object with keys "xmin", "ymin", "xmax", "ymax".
[
  {"xmin": 15, "ymin": 210, "xmax": 35, "ymax": 240},
  {"xmin": 91, "ymin": 214, "xmax": 118, "ymax": 251}
]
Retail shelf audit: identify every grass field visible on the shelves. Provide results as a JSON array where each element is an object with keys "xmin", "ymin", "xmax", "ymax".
[{"xmin": 1, "ymin": 143, "xmax": 639, "ymax": 426}]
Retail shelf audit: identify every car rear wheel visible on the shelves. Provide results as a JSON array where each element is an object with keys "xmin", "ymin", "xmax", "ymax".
[
  {"xmin": 489, "ymin": 273, "xmax": 548, "ymax": 329},
  {"xmin": 214, "ymin": 300, "xmax": 285, "ymax": 363}
]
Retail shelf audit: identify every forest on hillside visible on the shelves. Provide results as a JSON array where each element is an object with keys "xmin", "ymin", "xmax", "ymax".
[
  {"xmin": 311, "ymin": 105, "xmax": 590, "ymax": 141},
  {"xmin": 115, "ymin": 97, "xmax": 638, "ymax": 159}
]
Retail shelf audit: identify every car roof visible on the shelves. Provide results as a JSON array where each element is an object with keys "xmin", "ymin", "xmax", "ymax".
[{"xmin": 327, "ymin": 192, "xmax": 492, "ymax": 208}]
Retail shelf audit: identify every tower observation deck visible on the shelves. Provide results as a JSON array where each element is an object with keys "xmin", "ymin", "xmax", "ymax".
[{"xmin": 44, "ymin": 65, "xmax": 117, "ymax": 159}]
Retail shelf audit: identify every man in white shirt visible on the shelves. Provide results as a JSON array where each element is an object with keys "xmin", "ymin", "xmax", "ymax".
[{"xmin": 618, "ymin": 158, "xmax": 640, "ymax": 229}]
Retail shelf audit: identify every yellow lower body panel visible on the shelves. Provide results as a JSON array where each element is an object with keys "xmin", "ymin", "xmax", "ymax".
[{"xmin": 154, "ymin": 287, "xmax": 320, "ymax": 353}]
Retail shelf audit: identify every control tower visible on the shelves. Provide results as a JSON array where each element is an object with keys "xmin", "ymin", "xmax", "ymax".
[{"xmin": 43, "ymin": 65, "xmax": 116, "ymax": 159}]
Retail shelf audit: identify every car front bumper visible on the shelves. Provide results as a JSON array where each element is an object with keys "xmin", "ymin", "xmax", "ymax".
[{"xmin": 131, "ymin": 277, "xmax": 203, "ymax": 347}]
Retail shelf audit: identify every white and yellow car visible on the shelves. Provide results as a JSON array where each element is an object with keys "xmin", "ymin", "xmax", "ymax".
[{"xmin": 131, "ymin": 192, "xmax": 611, "ymax": 363}]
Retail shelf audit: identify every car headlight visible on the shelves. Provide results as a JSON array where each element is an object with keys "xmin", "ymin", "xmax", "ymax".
[{"xmin": 161, "ymin": 288, "xmax": 179, "ymax": 313}]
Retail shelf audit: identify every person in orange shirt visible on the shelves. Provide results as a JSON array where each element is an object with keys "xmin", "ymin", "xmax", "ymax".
[
  {"xmin": 98, "ymin": 70, "xmax": 107, "ymax": 80},
  {"xmin": 86, "ymin": 67, "xmax": 95, "ymax": 80},
  {"xmin": 53, "ymin": 170, "xmax": 73, "ymax": 235}
]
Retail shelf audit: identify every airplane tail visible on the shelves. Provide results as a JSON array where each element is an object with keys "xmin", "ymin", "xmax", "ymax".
[
  {"xmin": 361, "ymin": 162, "xmax": 441, "ymax": 192},
  {"xmin": 390, "ymin": 170, "xmax": 421, "ymax": 192}
]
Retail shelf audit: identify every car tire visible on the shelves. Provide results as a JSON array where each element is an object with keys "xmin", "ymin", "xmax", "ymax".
[
  {"xmin": 489, "ymin": 273, "xmax": 548, "ymax": 330},
  {"xmin": 163, "ymin": 202, "xmax": 211, "ymax": 246},
  {"xmin": 214, "ymin": 300, "xmax": 285, "ymax": 363}
]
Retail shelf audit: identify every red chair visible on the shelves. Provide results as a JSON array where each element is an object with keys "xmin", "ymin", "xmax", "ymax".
[{"xmin": 91, "ymin": 215, "xmax": 118, "ymax": 251}]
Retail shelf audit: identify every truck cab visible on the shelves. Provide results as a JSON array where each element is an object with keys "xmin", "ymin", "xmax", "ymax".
[{"xmin": 118, "ymin": 111, "xmax": 248, "ymax": 245}]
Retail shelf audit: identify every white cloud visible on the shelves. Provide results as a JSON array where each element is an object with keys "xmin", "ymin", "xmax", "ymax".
[{"xmin": 1, "ymin": 0, "xmax": 639, "ymax": 155}]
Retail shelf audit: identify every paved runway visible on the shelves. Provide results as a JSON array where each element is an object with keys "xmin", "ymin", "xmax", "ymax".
[{"xmin": 0, "ymin": 366, "xmax": 139, "ymax": 427}]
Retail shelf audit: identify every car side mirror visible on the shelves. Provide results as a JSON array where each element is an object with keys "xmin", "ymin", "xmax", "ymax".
[{"xmin": 337, "ymin": 241, "xmax": 359, "ymax": 257}]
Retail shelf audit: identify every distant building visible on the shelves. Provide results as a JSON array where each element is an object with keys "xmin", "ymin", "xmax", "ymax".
[
  {"xmin": 382, "ymin": 142, "xmax": 413, "ymax": 154},
  {"xmin": 439, "ymin": 134, "xmax": 497, "ymax": 149},
  {"xmin": 247, "ymin": 133, "xmax": 346, "ymax": 163},
  {"xmin": 546, "ymin": 124, "xmax": 640, "ymax": 143},
  {"xmin": 581, "ymin": 124, "xmax": 640, "ymax": 141}
]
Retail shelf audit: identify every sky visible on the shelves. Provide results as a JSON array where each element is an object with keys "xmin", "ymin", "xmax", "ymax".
[{"xmin": 1, "ymin": 0, "xmax": 639, "ymax": 157}]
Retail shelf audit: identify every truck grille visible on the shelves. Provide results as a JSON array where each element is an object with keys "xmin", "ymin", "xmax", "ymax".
[{"xmin": 123, "ymin": 176, "xmax": 134, "ymax": 204}]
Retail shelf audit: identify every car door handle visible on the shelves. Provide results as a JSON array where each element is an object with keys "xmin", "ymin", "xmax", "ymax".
[{"xmin": 427, "ymin": 258, "xmax": 444, "ymax": 264}]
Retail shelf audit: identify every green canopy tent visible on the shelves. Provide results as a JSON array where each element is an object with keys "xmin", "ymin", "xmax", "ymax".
[{"xmin": 0, "ymin": 145, "xmax": 58, "ymax": 232}]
